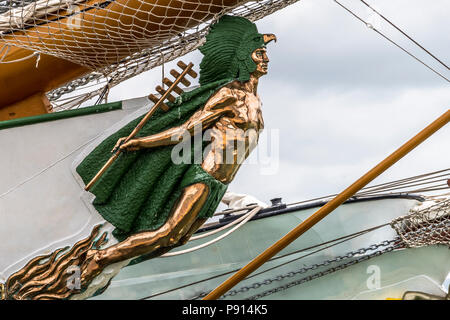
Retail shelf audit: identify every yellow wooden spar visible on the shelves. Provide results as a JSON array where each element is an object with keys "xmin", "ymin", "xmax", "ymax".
[
  {"xmin": 0, "ymin": 47, "xmax": 90, "ymax": 120},
  {"xmin": 204, "ymin": 109, "xmax": 450, "ymax": 300},
  {"xmin": 0, "ymin": 0, "xmax": 244, "ymax": 120}
]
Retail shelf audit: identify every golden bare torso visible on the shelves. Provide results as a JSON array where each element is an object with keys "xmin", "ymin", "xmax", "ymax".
[
  {"xmin": 118, "ymin": 80, "xmax": 265, "ymax": 185},
  {"xmin": 201, "ymin": 84, "xmax": 264, "ymax": 183}
]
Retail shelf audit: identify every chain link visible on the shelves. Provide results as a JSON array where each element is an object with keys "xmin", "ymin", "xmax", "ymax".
[
  {"xmin": 194, "ymin": 238, "xmax": 400, "ymax": 300},
  {"xmin": 246, "ymin": 239, "xmax": 399, "ymax": 300},
  {"xmin": 48, "ymin": 73, "xmax": 102, "ymax": 101}
]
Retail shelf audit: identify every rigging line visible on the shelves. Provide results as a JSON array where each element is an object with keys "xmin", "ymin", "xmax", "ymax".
[
  {"xmin": 348, "ymin": 177, "xmax": 448, "ymax": 197},
  {"xmin": 0, "ymin": 43, "xmax": 10, "ymax": 61},
  {"xmin": 356, "ymin": 178, "xmax": 449, "ymax": 195},
  {"xmin": 139, "ymin": 223, "xmax": 389, "ymax": 300},
  {"xmin": 53, "ymin": 95, "xmax": 96, "ymax": 111},
  {"xmin": 357, "ymin": 185, "xmax": 449, "ymax": 197},
  {"xmin": 395, "ymin": 185, "xmax": 450, "ymax": 194},
  {"xmin": 362, "ymin": 180, "xmax": 450, "ymax": 194},
  {"xmin": 0, "ymin": 50, "xmax": 39, "ymax": 64},
  {"xmin": 53, "ymin": 94, "xmax": 95, "ymax": 111},
  {"xmin": 210, "ymin": 175, "xmax": 429, "ymax": 219},
  {"xmin": 207, "ymin": 170, "xmax": 441, "ymax": 230},
  {"xmin": 360, "ymin": 170, "xmax": 450, "ymax": 190},
  {"xmin": 359, "ymin": 173, "xmax": 450, "ymax": 192},
  {"xmin": 359, "ymin": 0, "xmax": 449, "ymax": 70},
  {"xmin": 286, "ymin": 168, "xmax": 450, "ymax": 207},
  {"xmin": 357, "ymin": 187, "xmax": 449, "ymax": 198},
  {"xmin": 54, "ymin": 89, "xmax": 107, "ymax": 106},
  {"xmin": 333, "ymin": 0, "xmax": 450, "ymax": 83},
  {"xmin": 362, "ymin": 187, "xmax": 450, "ymax": 199},
  {"xmin": 94, "ymin": 79, "xmax": 112, "ymax": 106}
]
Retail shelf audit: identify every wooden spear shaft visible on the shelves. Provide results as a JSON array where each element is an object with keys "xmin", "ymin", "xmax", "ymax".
[
  {"xmin": 203, "ymin": 109, "xmax": 450, "ymax": 300},
  {"xmin": 84, "ymin": 62, "xmax": 194, "ymax": 191}
]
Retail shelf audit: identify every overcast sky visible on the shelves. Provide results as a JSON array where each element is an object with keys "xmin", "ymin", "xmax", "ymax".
[{"xmin": 107, "ymin": 0, "xmax": 449, "ymax": 205}]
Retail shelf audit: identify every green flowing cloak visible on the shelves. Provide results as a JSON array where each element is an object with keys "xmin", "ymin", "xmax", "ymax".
[{"xmin": 76, "ymin": 79, "xmax": 231, "ymax": 241}]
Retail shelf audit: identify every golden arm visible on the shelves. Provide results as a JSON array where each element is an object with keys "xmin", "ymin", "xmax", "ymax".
[{"xmin": 118, "ymin": 95, "xmax": 237, "ymax": 151}]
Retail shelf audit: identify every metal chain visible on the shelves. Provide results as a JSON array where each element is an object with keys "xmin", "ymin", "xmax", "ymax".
[
  {"xmin": 193, "ymin": 238, "xmax": 400, "ymax": 300},
  {"xmin": 246, "ymin": 239, "xmax": 400, "ymax": 300},
  {"xmin": 48, "ymin": 73, "xmax": 101, "ymax": 101}
]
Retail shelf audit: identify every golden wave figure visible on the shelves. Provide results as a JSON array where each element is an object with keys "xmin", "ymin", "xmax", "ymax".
[{"xmin": 1, "ymin": 225, "xmax": 107, "ymax": 300}]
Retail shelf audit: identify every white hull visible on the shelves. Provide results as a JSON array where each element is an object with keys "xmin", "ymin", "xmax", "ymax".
[
  {"xmin": 0, "ymin": 97, "xmax": 448, "ymax": 300},
  {"xmin": 0, "ymin": 97, "xmax": 150, "ymax": 281}
]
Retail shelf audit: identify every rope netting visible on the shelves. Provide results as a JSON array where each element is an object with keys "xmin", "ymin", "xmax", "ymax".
[
  {"xmin": 391, "ymin": 198, "xmax": 450, "ymax": 248},
  {"xmin": 0, "ymin": 0, "xmax": 300, "ymax": 110}
]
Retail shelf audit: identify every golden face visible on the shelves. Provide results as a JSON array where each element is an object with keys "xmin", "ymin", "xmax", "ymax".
[{"xmin": 251, "ymin": 47, "xmax": 270, "ymax": 76}]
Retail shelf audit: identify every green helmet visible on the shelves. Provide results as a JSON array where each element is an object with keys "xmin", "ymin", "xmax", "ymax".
[{"xmin": 199, "ymin": 15, "xmax": 269, "ymax": 85}]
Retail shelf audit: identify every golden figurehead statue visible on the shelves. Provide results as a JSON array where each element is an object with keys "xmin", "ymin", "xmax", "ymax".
[{"xmin": 3, "ymin": 15, "xmax": 276, "ymax": 299}]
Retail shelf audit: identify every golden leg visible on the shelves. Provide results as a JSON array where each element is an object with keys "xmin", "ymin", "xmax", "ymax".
[
  {"xmin": 178, "ymin": 218, "xmax": 208, "ymax": 245},
  {"xmin": 139, "ymin": 218, "xmax": 208, "ymax": 260},
  {"xmin": 98, "ymin": 183, "xmax": 209, "ymax": 266}
]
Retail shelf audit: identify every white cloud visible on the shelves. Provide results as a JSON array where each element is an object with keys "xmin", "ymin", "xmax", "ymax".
[
  {"xmin": 229, "ymin": 83, "xmax": 449, "ymax": 204},
  {"xmin": 257, "ymin": 0, "xmax": 449, "ymax": 89}
]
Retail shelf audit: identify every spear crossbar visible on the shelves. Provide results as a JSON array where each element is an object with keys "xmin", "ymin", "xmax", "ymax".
[{"xmin": 84, "ymin": 62, "xmax": 195, "ymax": 191}]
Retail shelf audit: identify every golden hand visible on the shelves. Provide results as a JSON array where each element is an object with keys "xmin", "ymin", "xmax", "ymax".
[
  {"xmin": 112, "ymin": 137, "xmax": 127, "ymax": 152},
  {"xmin": 112, "ymin": 137, "xmax": 142, "ymax": 152},
  {"xmin": 120, "ymin": 139, "xmax": 142, "ymax": 152}
]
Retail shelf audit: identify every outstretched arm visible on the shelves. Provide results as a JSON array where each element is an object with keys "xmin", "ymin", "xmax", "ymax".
[{"xmin": 118, "ymin": 91, "xmax": 236, "ymax": 151}]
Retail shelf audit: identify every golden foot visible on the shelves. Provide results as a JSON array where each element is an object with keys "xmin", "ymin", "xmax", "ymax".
[{"xmin": 79, "ymin": 249, "xmax": 105, "ymax": 287}]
